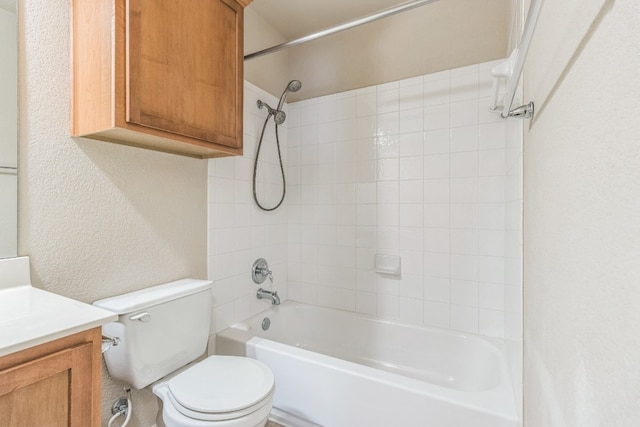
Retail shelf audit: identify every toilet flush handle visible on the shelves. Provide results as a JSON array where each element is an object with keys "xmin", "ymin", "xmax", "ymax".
[{"xmin": 129, "ymin": 312, "xmax": 151, "ymax": 322}]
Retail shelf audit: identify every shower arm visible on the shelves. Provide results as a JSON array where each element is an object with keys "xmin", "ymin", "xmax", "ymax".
[{"xmin": 244, "ymin": 0, "xmax": 441, "ymax": 61}]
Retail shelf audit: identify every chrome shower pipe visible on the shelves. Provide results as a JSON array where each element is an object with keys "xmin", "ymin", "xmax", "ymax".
[{"xmin": 244, "ymin": 0, "xmax": 441, "ymax": 61}]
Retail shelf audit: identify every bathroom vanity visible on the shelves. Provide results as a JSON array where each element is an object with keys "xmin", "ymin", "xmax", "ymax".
[{"xmin": 0, "ymin": 257, "xmax": 117, "ymax": 427}]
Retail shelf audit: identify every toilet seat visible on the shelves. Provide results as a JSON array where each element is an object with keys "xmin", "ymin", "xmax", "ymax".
[{"xmin": 166, "ymin": 356, "xmax": 275, "ymax": 422}]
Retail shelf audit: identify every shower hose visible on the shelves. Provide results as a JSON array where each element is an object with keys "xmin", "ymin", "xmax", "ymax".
[{"xmin": 252, "ymin": 114, "xmax": 286, "ymax": 211}]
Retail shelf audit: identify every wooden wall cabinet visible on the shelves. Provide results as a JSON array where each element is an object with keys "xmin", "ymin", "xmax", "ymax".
[
  {"xmin": 0, "ymin": 328, "xmax": 103, "ymax": 427},
  {"xmin": 72, "ymin": 0, "xmax": 252, "ymax": 159}
]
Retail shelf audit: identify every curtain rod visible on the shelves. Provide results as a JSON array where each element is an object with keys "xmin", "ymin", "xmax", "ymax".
[{"xmin": 244, "ymin": 0, "xmax": 441, "ymax": 61}]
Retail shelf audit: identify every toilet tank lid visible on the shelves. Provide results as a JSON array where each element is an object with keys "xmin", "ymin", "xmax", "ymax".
[{"xmin": 93, "ymin": 279, "xmax": 213, "ymax": 314}]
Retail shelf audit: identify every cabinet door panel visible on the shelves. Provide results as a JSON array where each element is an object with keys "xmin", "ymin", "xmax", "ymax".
[
  {"xmin": 0, "ymin": 343, "xmax": 93, "ymax": 427},
  {"xmin": 127, "ymin": 0, "xmax": 241, "ymax": 147}
]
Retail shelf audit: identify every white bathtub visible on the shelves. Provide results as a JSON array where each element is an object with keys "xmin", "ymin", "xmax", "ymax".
[{"xmin": 216, "ymin": 301, "xmax": 518, "ymax": 427}]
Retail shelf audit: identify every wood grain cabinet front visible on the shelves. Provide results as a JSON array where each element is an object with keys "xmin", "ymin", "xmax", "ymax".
[
  {"xmin": 0, "ymin": 328, "xmax": 103, "ymax": 427},
  {"xmin": 71, "ymin": 0, "xmax": 252, "ymax": 159}
]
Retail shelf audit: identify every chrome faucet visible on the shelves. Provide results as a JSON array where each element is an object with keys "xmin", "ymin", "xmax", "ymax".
[{"xmin": 257, "ymin": 288, "xmax": 280, "ymax": 305}]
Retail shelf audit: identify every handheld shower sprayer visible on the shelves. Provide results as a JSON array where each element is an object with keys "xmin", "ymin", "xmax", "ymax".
[
  {"xmin": 253, "ymin": 80, "xmax": 302, "ymax": 211},
  {"xmin": 256, "ymin": 80, "xmax": 302, "ymax": 126}
]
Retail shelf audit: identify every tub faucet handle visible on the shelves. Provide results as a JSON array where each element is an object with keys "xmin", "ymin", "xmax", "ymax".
[{"xmin": 252, "ymin": 258, "xmax": 273, "ymax": 284}]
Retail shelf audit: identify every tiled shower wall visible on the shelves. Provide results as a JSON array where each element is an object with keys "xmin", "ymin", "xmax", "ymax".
[
  {"xmin": 207, "ymin": 82, "xmax": 289, "ymax": 334},
  {"xmin": 286, "ymin": 60, "xmax": 513, "ymax": 338}
]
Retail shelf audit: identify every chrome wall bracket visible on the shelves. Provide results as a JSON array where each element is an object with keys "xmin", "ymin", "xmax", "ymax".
[{"xmin": 506, "ymin": 102, "xmax": 535, "ymax": 120}]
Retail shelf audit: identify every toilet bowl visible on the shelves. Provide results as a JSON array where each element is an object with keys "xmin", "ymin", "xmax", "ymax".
[
  {"xmin": 152, "ymin": 356, "xmax": 275, "ymax": 427},
  {"xmin": 93, "ymin": 279, "xmax": 276, "ymax": 427}
]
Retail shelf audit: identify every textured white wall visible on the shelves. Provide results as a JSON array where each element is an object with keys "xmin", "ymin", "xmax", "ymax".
[
  {"xmin": 523, "ymin": 1, "xmax": 640, "ymax": 425},
  {"xmin": 19, "ymin": 1, "xmax": 207, "ymax": 426}
]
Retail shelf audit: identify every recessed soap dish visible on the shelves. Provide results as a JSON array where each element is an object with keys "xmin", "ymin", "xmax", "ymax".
[{"xmin": 374, "ymin": 254, "xmax": 401, "ymax": 276}]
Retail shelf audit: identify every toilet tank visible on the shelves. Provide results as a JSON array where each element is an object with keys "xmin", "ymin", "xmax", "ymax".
[{"xmin": 94, "ymin": 279, "xmax": 213, "ymax": 389}]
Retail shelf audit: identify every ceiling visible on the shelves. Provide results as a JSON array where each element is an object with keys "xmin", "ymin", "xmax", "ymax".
[{"xmin": 249, "ymin": 0, "xmax": 415, "ymax": 40}]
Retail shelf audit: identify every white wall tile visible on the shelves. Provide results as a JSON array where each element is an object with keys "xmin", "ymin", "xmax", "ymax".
[
  {"xmin": 451, "ymin": 100, "xmax": 479, "ymax": 128},
  {"xmin": 377, "ymin": 227, "xmax": 399, "ymax": 251},
  {"xmin": 424, "ymin": 129, "xmax": 450, "ymax": 154},
  {"xmin": 399, "ymin": 157, "xmax": 424, "ymax": 180},
  {"xmin": 479, "ymin": 122, "xmax": 506, "ymax": 149},
  {"xmin": 450, "ymin": 305, "xmax": 478, "ymax": 333},
  {"xmin": 479, "ymin": 230, "xmax": 505, "ymax": 257},
  {"xmin": 356, "ymin": 92, "xmax": 376, "ymax": 117},
  {"xmin": 399, "ymin": 132, "xmax": 424, "ymax": 157},
  {"xmin": 424, "ymin": 228, "xmax": 450, "ymax": 253},
  {"xmin": 451, "ymin": 204, "xmax": 479, "ymax": 229},
  {"xmin": 479, "ymin": 149, "xmax": 506, "ymax": 176},
  {"xmin": 479, "ymin": 204, "xmax": 506, "ymax": 230},
  {"xmin": 400, "ymin": 108, "xmax": 424, "ymax": 134},
  {"xmin": 450, "ymin": 229, "xmax": 479, "ymax": 255},
  {"xmin": 424, "ymin": 300, "xmax": 450, "ymax": 328},
  {"xmin": 424, "ymin": 154, "xmax": 450, "ymax": 179},
  {"xmin": 377, "ymin": 204, "xmax": 399, "ymax": 227},
  {"xmin": 424, "ymin": 104, "xmax": 450, "ymax": 130},
  {"xmin": 451, "ymin": 152, "xmax": 479, "ymax": 178},
  {"xmin": 479, "ymin": 309, "xmax": 505, "ymax": 338},
  {"xmin": 400, "ymin": 227, "xmax": 423, "ymax": 251},
  {"xmin": 451, "ymin": 177, "xmax": 478, "ymax": 203},
  {"xmin": 450, "ymin": 126, "xmax": 479, "ymax": 153},
  {"xmin": 377, "ymin": 294, "xmax": 400, "ymax": 320},
  {"xmin": 424, "ymin": 251, "xmax": 450, "ymax": 278},
  {"xmin": 423, "ymin": 78, "xmax": 450, "ymax": 106},
  {"xmin": 356, "ymin": 291, "xmax": 377, "ymax": 315},
  {"xmin": 400, "ymin": 297, "xmax": 424, "ymax": 324},
  {"xmin": 378, "ymin": 88, "xmax": 399, "ymax": 114},
  {"xmin": 400, "ymin": 204, "xmax": 423, "ymax": 227},
  {"xmin": 424, "ymin": 276, "xmax": 450, "ymax": 302},
  {"xmin": 424, "ymin": 204, "xmax": 450, "ymax": 228},
  {"xmin": 399, "ymin": 180, "xmax": 423, "ymax": 204},
  {"xmin": 424, "ymin": 179, "xmax": 450, "ymax": 203},
  {"xmin": 450, "ymin": 279, "xmax": 479, "ymax": 307},
  {"xmin": 207, "ymin": 63, "xmax": 517, "ymax": 342},
  {"xmin": 336, "ymin": 96, "xmax": 356, "ymax": 120},
  {"xmin": 450, "ymin": 254, "xmax": 479, "ymax": 281},
  {"xmin": 399, "ymin": 84, "xmax": 424, "ymax": 111},
  {"xmin": 377, "ymin": 181, "xmax": 399, "ymax": 204},
  {"xmin": 479, "ymin": 282, "xmax": 505, "ymax": 310}
]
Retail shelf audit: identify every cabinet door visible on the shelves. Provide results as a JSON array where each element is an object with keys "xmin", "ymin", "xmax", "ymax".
[
  {"xmin": 127, "ymin": 0, "xmax": 243, "ymax": 148},
  {"xmin": 0, "ymin": 343, "xmax": 93, "ymax": 427}
]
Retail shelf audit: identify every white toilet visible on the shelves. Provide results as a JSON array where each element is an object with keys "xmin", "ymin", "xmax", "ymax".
[{"xmin": 94, "ymin": 279, "xmax": 274, "ymax": 427}]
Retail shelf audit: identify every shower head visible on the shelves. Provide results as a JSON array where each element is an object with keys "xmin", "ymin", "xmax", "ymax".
[
  {"xmin": 277, "ymin": 80, "xmax": 302, "ymax": 110},
  {"xmin": 287, "ymin": 80, "xmax": 302, "ymax": 92}
]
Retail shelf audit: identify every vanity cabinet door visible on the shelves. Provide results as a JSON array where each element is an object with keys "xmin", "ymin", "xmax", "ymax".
[{"xmin": 0, "ymin": 328, "xmax": 102, "ymax": 427}]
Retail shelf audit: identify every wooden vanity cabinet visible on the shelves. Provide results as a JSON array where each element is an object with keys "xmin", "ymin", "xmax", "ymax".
[
  {"xmin": 0, "ymin": 328, "xmax": 103, "ymax": 427},
  {"xmin": 71, "ymin": 0, "xmax": 252, "ymax": 159}
]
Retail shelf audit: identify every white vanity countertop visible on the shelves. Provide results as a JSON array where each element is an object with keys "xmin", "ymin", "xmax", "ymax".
[
  {"xmin": 0, "ymin": 285, "xmax": 117, "ymax": 357},
  {"xmin": 0, "ymin": 257, "xmax": 117, "ymax": 357}
]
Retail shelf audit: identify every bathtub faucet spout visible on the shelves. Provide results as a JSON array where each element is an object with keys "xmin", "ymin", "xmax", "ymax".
[{"xmin": 257, "ymin": 288, "xmax": 280, "ymax": 305}]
